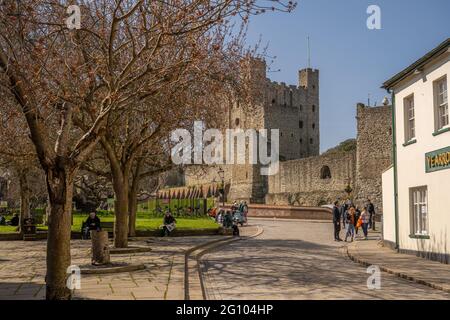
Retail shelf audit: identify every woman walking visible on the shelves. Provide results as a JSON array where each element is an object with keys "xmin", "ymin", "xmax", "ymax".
[
  {"xmin": 354, "ymin": 206, "xmax": 361, "ymax": 236},
  {"xmin": 360, "ymin": 207, "xmax": 370, "ymax": 240},
  {"xmin": 345, "ymin": 207, "xmax": 356, "ymax": 242}
]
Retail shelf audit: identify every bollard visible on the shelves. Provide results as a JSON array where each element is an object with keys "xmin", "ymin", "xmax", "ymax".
[{"xmin": 91, "ymin": 230, "xmax": 110, "ymax": 265}]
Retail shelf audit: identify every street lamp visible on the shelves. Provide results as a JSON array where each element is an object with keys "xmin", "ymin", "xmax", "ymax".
[{"xmin": 217, "ymin": 168, "xmax": 225, "ymax": 209}]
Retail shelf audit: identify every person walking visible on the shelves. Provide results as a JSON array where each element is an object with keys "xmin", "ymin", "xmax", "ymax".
[
  {"xmin": 360, "ymin": 207, "xmax": 370, "ymax": 240},
  {"xmin": 367, "ymin": 199, "xmax": 376, "ymax": 230},
  {"xmin": 242, "ymin": 201, "xmax": 248, "ymax": 224},
  {"xmin": 216, "ymin": 209, "xmax": 224, "ymax": 225},
  {"xmin": 354, "ymin": 206, "xmax": 361, "ymax": 237},
  {"xmin": 340, "ymin": 200, "xmax": 347, "ymax": 229},
  {"xmin": 332, "ymin": 201, "xmax": 342, "ymax": 242},
  {"xmin": 344, "ymin": 207, "xmax": 356, "ymax": 242}
]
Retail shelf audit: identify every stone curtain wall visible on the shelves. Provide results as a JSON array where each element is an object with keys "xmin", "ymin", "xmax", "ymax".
[
  {"xmin": 266, "ymin": 150, "xmax": 357, "ymax": 206},
  {"xmin": 184, "ymin": 165, "xmax": 232, "ymax": 187},
  {"xmin": 354, "ymin": 104, "xmax": 393, "ymax": 214}
]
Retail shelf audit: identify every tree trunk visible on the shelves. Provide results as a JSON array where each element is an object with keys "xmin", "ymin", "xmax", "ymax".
[
  {"xmin": 113, "ymin": 181, "xmax": 129, "ymax": 248},
  {"xmin": 128, "ymin": 181, "xmax": 139, "ymax": 237},
  {"xmin": 44, "ymin": 198, "xmax": 50, "ymax": 226},
  {"xmin": 45, "ymin": 168, "xmax": 74, "ymax": 300},
  {"xmin": 18, "ymin": 171, "xmax": 31, "ymax": 233},
  {"xmin": 101, "ymin": 138, "xmax": 130, "ymax": 248}
]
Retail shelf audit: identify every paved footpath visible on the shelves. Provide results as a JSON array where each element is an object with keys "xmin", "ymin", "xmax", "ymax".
[
  {"xmin": 201, "ymin": 219, "xmax": 450, "ymax": 300},
  {"xmin": 347, "ymin": 239, "xmax": 450, "ymax": 293},
  {"xmin": 0, "ymin": 236, "xmax": 223, "ymax": 300}
]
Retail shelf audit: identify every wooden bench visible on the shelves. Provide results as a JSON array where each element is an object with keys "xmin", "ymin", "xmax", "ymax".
[{"xmin": 100, "ymin": 221, "xmax": 114, "ymax": 233}]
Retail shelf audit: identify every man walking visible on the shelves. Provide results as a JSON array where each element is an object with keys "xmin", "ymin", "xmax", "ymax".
[
  {"xmin": 340, "ymin": 200, "xmax": 348, "ymax": 229},
  {"xmin": 367, "ymin": 199, "xmax": 376, "ymax": 230},
  {"xmin": 332, "ymin": 201, "xmax": 342, "ymax": 242}
]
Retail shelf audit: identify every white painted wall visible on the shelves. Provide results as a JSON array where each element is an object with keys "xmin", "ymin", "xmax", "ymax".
[
  {"xmin": 382, "ymin": 166, "xmax": 395, "ymax": 244},
  {"xmin": 390, "ymin": 52, "xmax": 450, "ymax": 259}
]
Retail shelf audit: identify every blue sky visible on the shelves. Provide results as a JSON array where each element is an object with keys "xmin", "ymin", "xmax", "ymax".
[{"xmin": 244, "ymin": 0, "xmax": 450, "ymax": 152}]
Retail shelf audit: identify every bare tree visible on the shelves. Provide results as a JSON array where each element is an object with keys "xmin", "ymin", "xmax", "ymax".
[
  {"xmin": 0, "ymin": 0, "xmax": 295, "ymax": 300},
  {"xmin": 0, "ymin": 94, "xmax": 45, "ymax": 231}
]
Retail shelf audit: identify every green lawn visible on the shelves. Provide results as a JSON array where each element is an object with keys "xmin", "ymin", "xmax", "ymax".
[
  {"xmin": 0, "ymin": 225, "xmax": 19, "ymax": 233},
  {"xmin": 0, "ymin": 212, "xmax": 218, "ymax": 234}
]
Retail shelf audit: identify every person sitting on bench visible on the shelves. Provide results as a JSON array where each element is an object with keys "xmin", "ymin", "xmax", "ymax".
[
  {"xmin": 82, "ymin": 212, "xmax": 101, "ymax": 239},
  {"xmin": 161, "ymin": 211, "xmax": 176, "ymax": 236},
  {"xmin": 8, "ymin": 213, "xmax": 19, "ymax": 226}
]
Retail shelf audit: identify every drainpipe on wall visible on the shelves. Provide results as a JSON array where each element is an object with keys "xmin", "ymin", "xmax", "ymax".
[{"xmin": 389, "ymin": 89, "xmax": 400, "ymax": 251}]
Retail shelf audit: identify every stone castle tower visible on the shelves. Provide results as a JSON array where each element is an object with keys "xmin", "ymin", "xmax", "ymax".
[{"xmin": 227, "ymin": 59, "xmax": 320, "ymax": 203}]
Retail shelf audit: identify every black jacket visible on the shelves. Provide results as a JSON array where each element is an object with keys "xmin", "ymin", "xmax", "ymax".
[
  {"xmin": 85, "ymin": 216, "xmax": 101, "ymax": 230},
  {"xmin": 164, "ymin": 215, "xmax": 176, "ymax": 225},
  {"xmin": 332, "ymin": 206, "xmax": 341, "ymax": 223}
]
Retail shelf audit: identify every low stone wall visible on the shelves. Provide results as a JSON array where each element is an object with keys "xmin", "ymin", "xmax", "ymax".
[
  {"xmin": 265, "ymin": 190, "xmax": 349, "ymax": 207},
  {"xmin": 248, "ymin": 205, "xmax": 332, "ymax": 220},
  {"xmin": 245, "ymin": 204, "xmax": 332, "ymax": 220}
]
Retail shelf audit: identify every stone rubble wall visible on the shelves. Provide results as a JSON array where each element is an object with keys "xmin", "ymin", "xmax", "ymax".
[
  {"xmin": 265, "ymin": 150, "xmax": 356, "ymax": 206},
  {"xmin": 354, "ymin": 104, "xmax": 393, "ymax": 214}
]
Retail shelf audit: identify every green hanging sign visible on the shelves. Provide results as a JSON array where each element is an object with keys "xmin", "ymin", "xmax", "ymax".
[{"xmin": 425, "ymin": 146, "xmax": 450, "ymax": 173}]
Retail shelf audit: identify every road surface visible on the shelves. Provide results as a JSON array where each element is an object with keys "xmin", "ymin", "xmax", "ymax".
[{"xmin": 200, "ymin": 219, "xmax": 450, "ymax": 300}]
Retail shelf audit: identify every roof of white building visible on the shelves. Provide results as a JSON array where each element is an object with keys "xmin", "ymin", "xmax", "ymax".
[{"xmin": 382, "ymin": 38, "xmax": 450, "ymax": 90}]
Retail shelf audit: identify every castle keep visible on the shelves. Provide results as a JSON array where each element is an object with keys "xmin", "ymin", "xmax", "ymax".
[{"xmin": 225, "ymin": 59, "xmax": 320, "ymax": 203}]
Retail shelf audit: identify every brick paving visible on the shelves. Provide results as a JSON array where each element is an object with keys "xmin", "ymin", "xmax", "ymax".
[{"xmin": 0, "ymin": 236, "xmax": 222, "ymax": 300}]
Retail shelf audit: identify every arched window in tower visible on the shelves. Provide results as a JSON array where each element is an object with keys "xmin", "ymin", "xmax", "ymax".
[
  {"xmin": 320, "ymin": 166, "xmax": 332, "ymax": 179},
  {"xmin": 300, "ymin": 105, "xmax": 303, "ymax": 111},
  {"xmin": 299, "ymin": 120, "xmax": 304, "ymax": 129},
  {"xmin": 310, "ymin": 138, "xmax": 313, "ymax": 144},
  {"xmin": 300, "ymin": 138, "xmax": 303, "ymax": 144},
  {"xmin": 312, "ymin": 123, "xmax": 316, "ymax": 130},
  {"xmin": 312, "ymin": 105, "xmax": 316, "ymax": 112},
  {"xmin": 235, "ymin": 118, "xmax": 240, "ymax": 126}
]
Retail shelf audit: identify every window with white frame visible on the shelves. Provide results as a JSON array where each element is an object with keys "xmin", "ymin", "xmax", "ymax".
[
  {"xmin": 404, "ymin": 95, "xmax": 415, "ymax": 142},
  {"xmin": 435, "ymin": 77, "xmax": 448, "ymax": 130},
  {"xmin": 410, "ymin": 186, "xmax": 428, "ymax": 236}
]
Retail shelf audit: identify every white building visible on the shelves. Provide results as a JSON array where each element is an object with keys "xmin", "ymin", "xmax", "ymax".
[{"xmin": 382, "ymin": 39, "xmax": 450, "ymax": 263}]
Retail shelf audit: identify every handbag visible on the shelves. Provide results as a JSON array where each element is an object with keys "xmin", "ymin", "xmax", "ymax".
[{"xmin": 356, "ymin": 216, "xmax": 363, "ymax": 228}]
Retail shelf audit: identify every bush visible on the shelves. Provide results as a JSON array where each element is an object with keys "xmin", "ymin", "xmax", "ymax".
[{"xmin": 94, "ymin": 210, "xmax": 114, "ymax": 217}]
